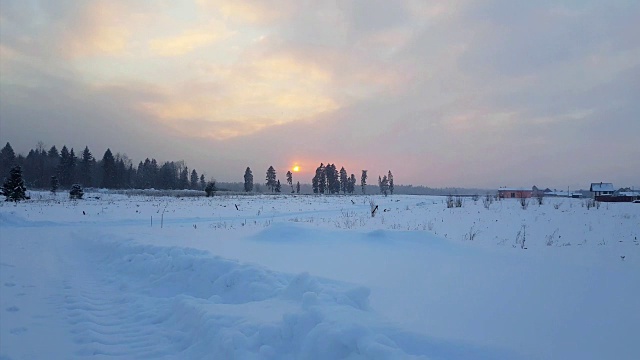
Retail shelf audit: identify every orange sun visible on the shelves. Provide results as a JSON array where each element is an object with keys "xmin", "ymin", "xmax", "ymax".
[{"xmin": 293, "ymin": 166, "xmax": 300, "ymax": 172}]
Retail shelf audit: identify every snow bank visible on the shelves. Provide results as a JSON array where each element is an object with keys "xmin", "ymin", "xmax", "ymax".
[{"xmin": 60, "ymin": 233, "xmax": 493, "ymax": 359}]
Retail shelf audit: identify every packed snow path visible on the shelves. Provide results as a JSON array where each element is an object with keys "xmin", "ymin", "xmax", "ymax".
[{"xmin": 1, "ymin": 193, "xmax": 639, "ymax": 359}]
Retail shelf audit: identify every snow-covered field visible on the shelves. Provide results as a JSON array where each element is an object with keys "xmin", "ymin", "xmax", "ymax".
[{"xmin": 1, "ymin": 192, "xmax": 638, "ymax": 359}]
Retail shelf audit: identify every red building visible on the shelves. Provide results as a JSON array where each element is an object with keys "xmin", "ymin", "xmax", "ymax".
[{"xmin": 498, "ymin": 187, "xmax": 533, "ymax": 199}]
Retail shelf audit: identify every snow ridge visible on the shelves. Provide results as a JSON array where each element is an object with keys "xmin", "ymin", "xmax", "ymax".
[{"xmin": 63, "ymin": 234, "xmax": 432, "ymax": 359}]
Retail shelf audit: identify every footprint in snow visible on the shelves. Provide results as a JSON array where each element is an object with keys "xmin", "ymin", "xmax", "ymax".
[
  {"xmin": 3, "ymin": 282, "xmax": 16, "ymax": 287},
  {"xmin": 6, "ymin": 306, "xmax": 19, "ymax": 312}
]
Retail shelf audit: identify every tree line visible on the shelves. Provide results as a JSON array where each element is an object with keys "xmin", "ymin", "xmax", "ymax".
[
  {"xmin": 0, "ymin": 142, "xmax": 208, "ymax": 190},
  {"xmin": 1, "ymin": 142, "xmax": 396, "ymax": 196}
]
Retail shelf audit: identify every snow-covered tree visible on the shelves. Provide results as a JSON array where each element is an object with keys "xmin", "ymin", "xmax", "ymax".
[
  {"xmin": 69, "ymin": 184, "xmax": 84, "ymax": 199},
  {"xmin": 2, "ymin": 165, "xmax": 28, "ymax": 202}
]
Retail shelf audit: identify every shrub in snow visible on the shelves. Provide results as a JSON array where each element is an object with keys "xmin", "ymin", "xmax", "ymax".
[
  {"xmin": 69, "ymin": 184, "xmax": 84, "ymax": 199},
  {"xmin": 520, "ymin": 197, "xmax": 529, "ymax": 210},
  {"xmin": 483, "ymin": 193, "xmax": 494, "ymax": 209},
  {"xmin": 205, "ymin": 181, "xmax": 217, "ymax": 197},
  {"xmin": 1, "ymin": 165, "xmax": 29, "ymax": 202},
  {"xmin": 50, "ymin": 176, "xmax": 59, "ymax": 194},
  {"xmin": 446, "ymin": 195, "xmax": 455, "ymax": 208}
]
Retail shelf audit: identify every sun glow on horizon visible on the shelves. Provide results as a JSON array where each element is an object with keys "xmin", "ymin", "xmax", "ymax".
[{"xmin": 293, "ymin": 165, "xmax": 300, "ymax": 172}]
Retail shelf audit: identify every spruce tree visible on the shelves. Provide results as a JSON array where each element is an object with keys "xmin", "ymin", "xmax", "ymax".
[
  {"xmin": 296, "ymin": 181, "xmax": 300, "ymax": 194},
  {"xmin": 244, "ymin": 167, "xmax": 253, "ymax": 192},
  {"xmin": 339, "ymin": 167, "xmax": 348, "ymax": 194},
  {"xmin": 179, "ymin": 166, "xmax": 189, "ymax": 189},
  {"xmin": 79, "ymin": 146, "xmax": 94, "ymax": 187},
  {"xmin": 275, "ymin": 179, "xmax": 281, "ymax": 193},
  {"xmin": 59, "ymin": 146, "xmax": 71, "ymax": 186},
  {"xmin": 388, "ymin": 170, "xmax": 394, "ymax": 195},
  {"xmin": 200, "ymin": 174, "xmax": 206, "ymax": 190},
  {"xmin": 190, "ymin": 169, "xmax": 199, "ymax": 190},
  {"xmin": 2, "ymin": 165, "xmax": 28, "ymax": 202},
  {"xmin": 101, "ymin": 149, "xmax": 116, "ymax": 188},
  {"xmin": 0, "ymin": 142, "xmax": 16, "ymax": 177}
]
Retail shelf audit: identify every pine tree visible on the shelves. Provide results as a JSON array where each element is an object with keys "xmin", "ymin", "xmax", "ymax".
[
  {"xmin": 179, "ymin": 166, "xmax": 189, "ymax": 189},
  {"xmin": 380, "ymin": 175, "xmax": 389, "ymax": 196},
  {"xmin": 348, "ymin": 174, "xmax": 356, "ymax": 194},
  {"xmin": 0, "ymin": 142, "xmax": 16, "ymax": 178},
  {"xmin": 2, "ymin": 165, "xmax": 28, "ymax": 202},
  {"xmin": 286, "ymin": 171, "xmax": 293, "ymax": 193},
  {"xmin": 50, "ymin": 176, "xmax": 59, "ymax": 194},
  {"xmin": 339, "ymin": 167, "xmax": 348, "ymax": 194},
  {"xmin": 361, "ymin": 170, "xmax": 367, "ymax": 194},
  {"xmin": 317, "ymin": 163, "xmax": 326, "ymax": 194},
  {"xmin": 244, "ymin": 167, "xmax": 253, "ymax": 192},
  {"xmin": 388, "ymin": 170, "xmax": 394, "ymax": 195},
  {"xmin": 190, "ymin": 169, "xmax": 199, "ymax": 190},
  {"xmin": 265, "ymin": 166, "xmax": 277, "ymax": 192}
]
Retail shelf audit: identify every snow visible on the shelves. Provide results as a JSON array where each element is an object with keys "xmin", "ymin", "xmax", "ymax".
[{"xmin": 1, "ymin": 192, "xmax": 639, "ymax": 359}]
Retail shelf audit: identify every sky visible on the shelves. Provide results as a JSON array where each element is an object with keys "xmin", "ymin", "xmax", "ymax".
[{"xmin": 1, "ymin": 0, "xmax": 639, "ymax": 189}]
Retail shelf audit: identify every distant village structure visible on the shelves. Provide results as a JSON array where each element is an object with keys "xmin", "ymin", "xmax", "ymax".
[
  {"xmin": 498, "ymin": 187, "xmax": 533, "ymax": 199},
  {"xmin": 498, "ymin": 183, "xmax": 639, "ymax": 202},
  {"xmin": 590, "ymin": 182, "xmax": 640, "ymax": 202}
]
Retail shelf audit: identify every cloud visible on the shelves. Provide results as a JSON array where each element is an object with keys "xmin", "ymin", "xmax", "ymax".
[
  {"xmin": 196, "ymin": 0, "xmax": 299, "ymax": 25},
  {"xmin": 138, "ymin": 52, "xmax": 339, "ymax": 139},
  {"xmin": 149, "ymin": 22, "xmax": 233, "ymax": 56}
]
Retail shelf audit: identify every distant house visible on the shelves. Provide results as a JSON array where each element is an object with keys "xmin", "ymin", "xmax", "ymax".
[
  {"xmin": 590, "ymin": 182, "xmax": 614, "ymax": 197},
  {"xmin": 498, "ymin": 187, "xmax": 533, "ymax": 199},
  {"xmin": 543, "ymin": 189, "xmax": 582, "ymax": 198}
]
